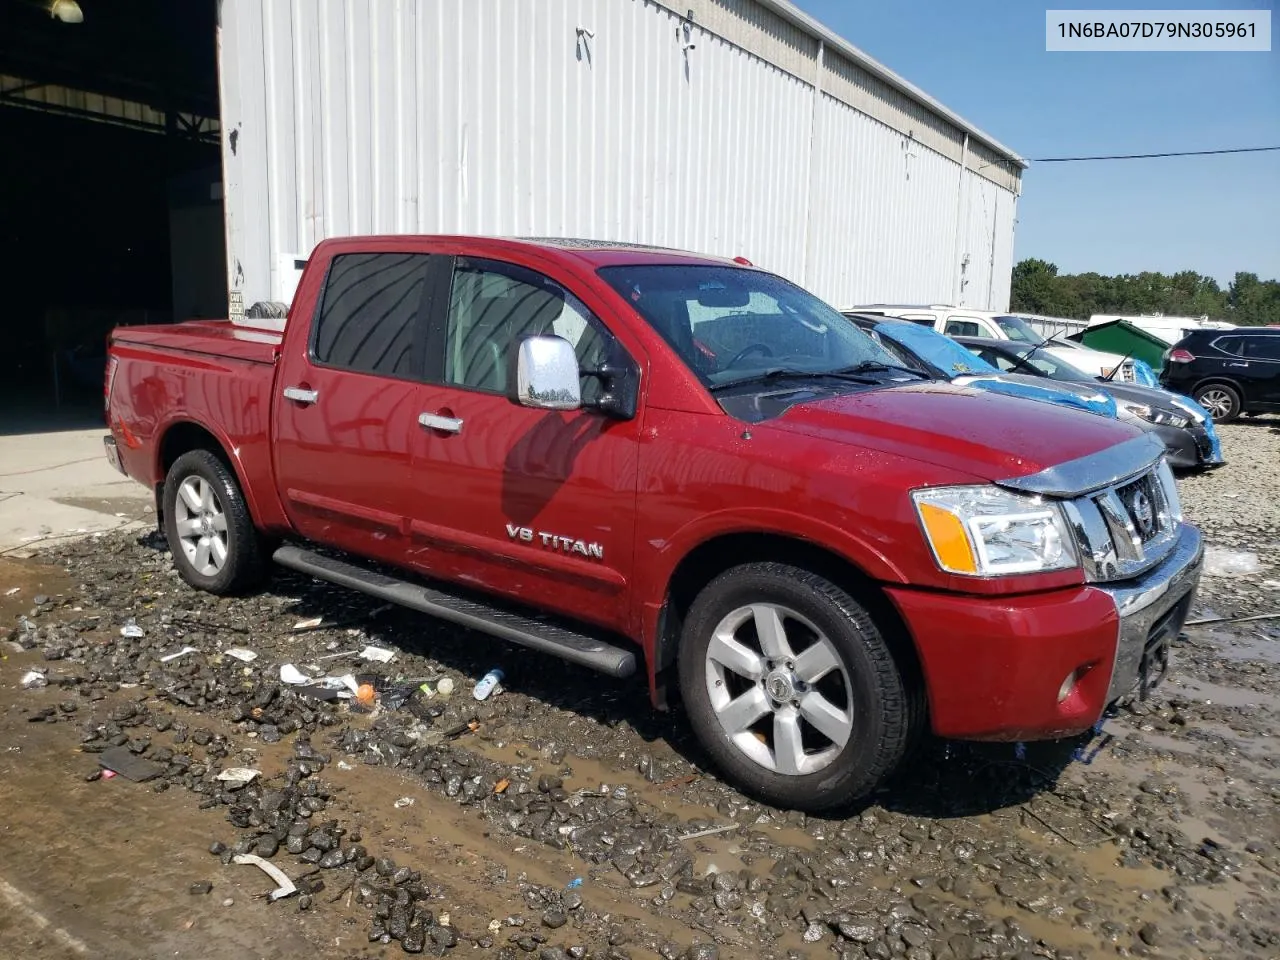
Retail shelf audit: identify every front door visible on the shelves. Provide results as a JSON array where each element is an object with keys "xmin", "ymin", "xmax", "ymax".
[
  {"xmin": 404, "ymin": 254, "xmax": 644, "ymax": 634},
  {"xmin": 272, "ymin": 251, "xmax": 444, "ymax": 563}
]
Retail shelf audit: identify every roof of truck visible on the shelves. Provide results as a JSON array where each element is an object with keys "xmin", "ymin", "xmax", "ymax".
[{"xmin": 314, "ymin": 234, "xmax": 752, "ymax": 269}]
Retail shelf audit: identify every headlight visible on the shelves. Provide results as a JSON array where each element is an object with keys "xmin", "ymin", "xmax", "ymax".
[
  {"xmin": 912, "ymin": 486, "xmax": 1078, "ymax": 577},
  {"xmin": 1117, "ymin": 400, "xmax": 1190, "ymax": 428},
  {"xmin": 1155, "ymin": 458, "xmax": 1183, "ymax": 522}
]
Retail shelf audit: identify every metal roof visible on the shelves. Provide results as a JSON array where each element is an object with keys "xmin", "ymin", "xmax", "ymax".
[{"xmin": 757, "ymin": 0, "xmax": 1026, "ymax": 167}]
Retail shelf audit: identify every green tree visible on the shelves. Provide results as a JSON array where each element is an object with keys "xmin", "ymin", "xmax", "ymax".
[{"xmin": 1008, "ymin": 260, "xmax": 1274, "ymax": 325}]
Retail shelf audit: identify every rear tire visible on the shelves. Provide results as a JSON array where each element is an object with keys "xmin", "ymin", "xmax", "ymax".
[
  {"xmin": 1193, "ymin": 383, "xmax": 1241, "ymax": 423},
  {"xmin": 162, "ymin": 450, "xmax": 266, "ymax": 595},
  {"xmin": 677, "ymin": 562, "xmax": 911, "ymax": 812}
]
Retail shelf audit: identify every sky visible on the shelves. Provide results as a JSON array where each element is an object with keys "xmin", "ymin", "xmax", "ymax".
[{"xmin": 795, "ymin": 0, "xmax": 1280, "ymax": 287}]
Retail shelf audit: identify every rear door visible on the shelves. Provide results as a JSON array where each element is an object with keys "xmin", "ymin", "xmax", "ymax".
[
  {"xmin": 403, "ymin": 253, "xmax": 644, "ymax": 633},
  {"xmin": 272, "ymin": 251, "xmax": 446, "ymax": 562},
  {"xmin": 1240, "ymin": 336, "xmax": 1280, "ymax": 404}
]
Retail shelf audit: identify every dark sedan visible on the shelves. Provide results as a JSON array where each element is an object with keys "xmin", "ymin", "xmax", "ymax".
[{"xmin": 955, "ymin": 336, "xmax": 1225, "ymax": 470}]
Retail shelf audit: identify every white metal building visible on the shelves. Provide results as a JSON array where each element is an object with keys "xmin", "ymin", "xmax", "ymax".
[{"xmin": 217, "ymin": 0, "xmax": 1025, "ymax": 323}]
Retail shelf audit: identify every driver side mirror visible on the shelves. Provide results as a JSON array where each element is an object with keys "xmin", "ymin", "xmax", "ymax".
[{"xmin": 514, "ymin": 335, "xmax": 582, "ymax": 410}]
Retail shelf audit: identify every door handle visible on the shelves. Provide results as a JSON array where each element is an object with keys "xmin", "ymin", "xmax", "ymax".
[
  {"xmin": 283, "ymin": 386, "xmax": 319, "ymax": 404},
  {"xmin": 419, "ymin": 412, "xmax": 463, "ymax": 434}
]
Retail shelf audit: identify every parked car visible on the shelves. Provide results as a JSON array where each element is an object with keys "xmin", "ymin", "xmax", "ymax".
[
  {"xmin": 103, "ymin": 237, "xmax": 1203, "ymax": 811},
  {"xmin": 955, "ymin": 336, "xmax": 1225, "ymax": 470},
  {"xmin": 841, "ymin": 313, "xmax": 1119, "ymax": 419},
  {"xmin": 845, "ymin": 304, "xmax": 1138, "ymax": 382},
  {"xmin": 1160, "ymin": 328, "xmax": 1280, "ymax": 422}
]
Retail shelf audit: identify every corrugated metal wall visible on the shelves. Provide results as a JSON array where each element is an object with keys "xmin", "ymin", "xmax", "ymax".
[{"xmin": 218, "ymin": 0, "xmax": 1020, "ymax": 317}]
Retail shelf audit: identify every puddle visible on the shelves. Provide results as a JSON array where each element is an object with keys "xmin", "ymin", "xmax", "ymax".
[
  {"xmin": 1170, "ymin": 676, "xmax": 1280, "ymax": 711},
  {"xmin": 1206, "ymin": 628, "xmax": 1280, "ymax": 665},
  {"xmin": 0, "ymin": 557, "xmax": 75, "ymax": 623}
]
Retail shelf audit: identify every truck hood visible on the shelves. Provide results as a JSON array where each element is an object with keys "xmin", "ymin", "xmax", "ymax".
[{"xmin": 766, "ymin": 381, "xmax": 1143, "ymax": 483}]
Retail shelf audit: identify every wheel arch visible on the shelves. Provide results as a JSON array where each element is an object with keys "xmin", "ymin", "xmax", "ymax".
[
  {"xmin": 154, "ymin": 420, "xmax": 259, "ymax": 527},
  {"xmin": 1191, "ymin": 376, "xmax": 1243, "ymax": 394},
  {"xmin": 650, "ymin": 531, "xmax": 924, "ymax": 714}
]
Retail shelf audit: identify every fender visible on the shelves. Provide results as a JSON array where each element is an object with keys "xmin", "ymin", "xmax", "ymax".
[{"xmin": 152, "ymin": 413, "xmax": 291, "ymax": 532}]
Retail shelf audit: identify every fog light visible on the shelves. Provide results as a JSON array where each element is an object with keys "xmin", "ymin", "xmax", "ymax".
[{"xmin": 1058, "ymin": 667, "xmax": 1085, "ymax": 703}]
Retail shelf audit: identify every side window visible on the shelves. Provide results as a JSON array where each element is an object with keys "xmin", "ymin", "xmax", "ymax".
[
  {"xmin": 944, "ymin": 320, "xmax": 982, "ymax": 338},
  {"xmin": 974, "ymin": 349, "xmax": 1015, "ymax": 372},
  {"xmin": 443, "ymin": 258, "xmax": 610, "ymax": 402},
  {"xmin": 1243, "ymin": 337, "xmax": 1280, "ymax": 361},
  {"xmin": 313, "ymin": 253, "xmax": 430, "ymax": 377},
  {"xmin": 1212, "ymin": 336, "xmax": 1242, "ymax": 356}
]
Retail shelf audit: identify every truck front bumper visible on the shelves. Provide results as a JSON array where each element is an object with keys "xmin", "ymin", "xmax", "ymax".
[{"xmin": 886, "ymin": 524, "xmax": 1203, "ymax": 741}]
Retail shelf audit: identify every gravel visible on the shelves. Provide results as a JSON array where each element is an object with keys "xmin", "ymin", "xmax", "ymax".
[{"xmin": 4, "ymin": 420, "xmax": 1278, "ymax": 959}]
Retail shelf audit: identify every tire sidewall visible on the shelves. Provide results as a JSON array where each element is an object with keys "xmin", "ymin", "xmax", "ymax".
[
  {"xmin": 678, "ymin": 566, "xmax": 903, "ymax": 810},
  {"xmin": 163, "ymin": 451, "xmax": 247, "ymax": 594}
]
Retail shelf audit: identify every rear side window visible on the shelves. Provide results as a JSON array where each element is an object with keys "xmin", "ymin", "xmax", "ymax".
[
  {"xmin": 944, "ymin": 320, "xmax": 982, "ymax": 338},
  {"xmin": 1243, "ymin": 337, "xmax": 1280, "ymax": 361},
  {"xmin": 1211, "ymin": 336, "xmax": 1243, "ymax": 356},
  {"xmin": 313, "ymin": 253, "xmax": 431, "ymax": 376}
]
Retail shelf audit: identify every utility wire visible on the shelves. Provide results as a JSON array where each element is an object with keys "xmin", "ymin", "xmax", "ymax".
[{"xmin": 1030, "ymin": 145, "xmax": 1280, "ymax": 162}]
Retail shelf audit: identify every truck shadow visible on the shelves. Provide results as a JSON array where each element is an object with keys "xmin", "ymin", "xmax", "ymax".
[{"xmin": 133, "ymin": 530, "xmax": 1087, "ymax": 823}]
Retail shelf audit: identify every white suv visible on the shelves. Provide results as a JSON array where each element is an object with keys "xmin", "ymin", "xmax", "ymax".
[{"xmin": 844, "ymin": 305, "xmax": 1137, "ymax": 382}]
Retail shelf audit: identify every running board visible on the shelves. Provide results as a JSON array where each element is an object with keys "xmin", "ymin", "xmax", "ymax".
[{"xmin": 271, "ymin": 545, "xmax": 637, "ymax": 679}]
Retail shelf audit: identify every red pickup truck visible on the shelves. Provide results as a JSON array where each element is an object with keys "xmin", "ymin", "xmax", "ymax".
[{"xmin": 104, "ymin": 236, "xmax": 1203, "ymax": 810}]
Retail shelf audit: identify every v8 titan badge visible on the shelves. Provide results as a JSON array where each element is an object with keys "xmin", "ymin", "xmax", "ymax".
[{"xmin": 506, "ymin": 524, "xmax": 604, "ymax": 561}]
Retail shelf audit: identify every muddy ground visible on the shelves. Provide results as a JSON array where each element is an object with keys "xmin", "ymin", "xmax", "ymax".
[{"xmin": 1, "ymin": 420, "xmax": 1277, "ymax": 960}]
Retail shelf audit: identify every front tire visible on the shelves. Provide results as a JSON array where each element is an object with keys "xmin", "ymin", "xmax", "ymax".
[
  {"xmin": 1193, "ymin": 383, "xmax": 1241, "ymax": 423},
  {"xmin": 677, "ymin": 562, "xmax": 911, "ymax": 812},
  {"xmin": 162, "ymin": 450, "xmax": 266, "ymax": 595}
]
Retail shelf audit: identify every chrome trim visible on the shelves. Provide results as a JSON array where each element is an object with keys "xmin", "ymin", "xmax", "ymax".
[
  {"xmin": 995, "ymin": 433, "xmax": 1166, "ymax": 498},
  {"xmin": 1065, "ymin": 464, "xmax": 1180, "ymax": 583},
  {"xmin": 1097, "ymin": 524, "xmax": 1203, "ymax": 703},
  {"xmin": 419, "ymin": 412, "xmax": 463, "ymax": 434},
  {"xmin": 283, "ymin": 386, "xmax": 319, "ymax": 404}
]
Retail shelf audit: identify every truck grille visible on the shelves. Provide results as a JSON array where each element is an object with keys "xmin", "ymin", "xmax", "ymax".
[{"xmin": 1063, "ymin": 463, "xmax": 1180, "ymax": 582}]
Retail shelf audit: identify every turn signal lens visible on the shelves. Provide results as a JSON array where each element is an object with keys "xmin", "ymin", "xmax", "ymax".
[{"xmin": 916, "ymin": 502, "xmax": 978, "ymax": 574}]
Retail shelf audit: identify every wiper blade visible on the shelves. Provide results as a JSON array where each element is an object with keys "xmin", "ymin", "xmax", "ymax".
[
  {"xmin": 1101, "ymin": 351, "xmax": 1134, "ymax": 382},
  {"xmin": 708, "ymin": 367, "xmax": 880, "ymax": 392},
  {"xmin": 833, "ymin": 361, "xmax": 930, "ymax": 379}
]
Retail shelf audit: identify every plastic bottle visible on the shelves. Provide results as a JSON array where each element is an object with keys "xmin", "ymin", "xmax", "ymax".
[{"xmin": 473, "ymin": 668, "xmax": 504, "ymax": 701}]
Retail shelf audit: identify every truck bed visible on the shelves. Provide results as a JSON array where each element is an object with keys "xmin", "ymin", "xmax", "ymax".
[
  {"xmin": 106, "ymin": 319, "xmax": 288, "ymax": 532},
  {"xmin": 111, "ymin": 319, "xmax": 283, "ymax": 365}
]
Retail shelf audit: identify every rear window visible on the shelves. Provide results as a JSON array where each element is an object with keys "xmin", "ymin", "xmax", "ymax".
[{"xmin": 313, "ymin": 253, "xmax": 431, "ymax": 377}]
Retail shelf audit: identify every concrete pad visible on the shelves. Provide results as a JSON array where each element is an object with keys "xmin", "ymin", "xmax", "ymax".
[{"xmin": 0, "ymin": 428, "xmax": 153, "ymax": 553}]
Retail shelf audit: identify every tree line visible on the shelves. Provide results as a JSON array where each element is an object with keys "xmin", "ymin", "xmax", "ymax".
[{"xmin": 1009, "ymin": 260, "xmax": 1280, "ymax": 327}]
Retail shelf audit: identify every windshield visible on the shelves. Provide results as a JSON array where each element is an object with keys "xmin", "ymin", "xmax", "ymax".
[
  {"xmin": 993, "ymin": 315, "xmax": 1047, "ymax": 345},
  {"xmin": 876, "ymin": 322, "xmax": 1000, "ymax": 379},
  {"xmin": 597, "ymin": 264, "xmax": 898, "ymax": 387},
  {"xmin": 1010, "ymin": 345, "xmax": 1097, "ymax": 382}
]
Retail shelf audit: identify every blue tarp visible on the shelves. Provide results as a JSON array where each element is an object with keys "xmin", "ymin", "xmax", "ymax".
[
  {"xmin": 1130, "ymin": 359, "xmax": 1160, "ymax": 388},
  {"xmin": 876, "ymin": 322, "xmax": 999, "ymax": 378},
  {"xmin": 957, "ymin": 375, "xmax": 1119, "ymax": 419},
  {"xmin": 1167, "ymin": 394, "xmax": 1225, "ymax": 463},
  {"xmin": 876, "ymin": 323, "xmax": 1119, "ymax": 419}
]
